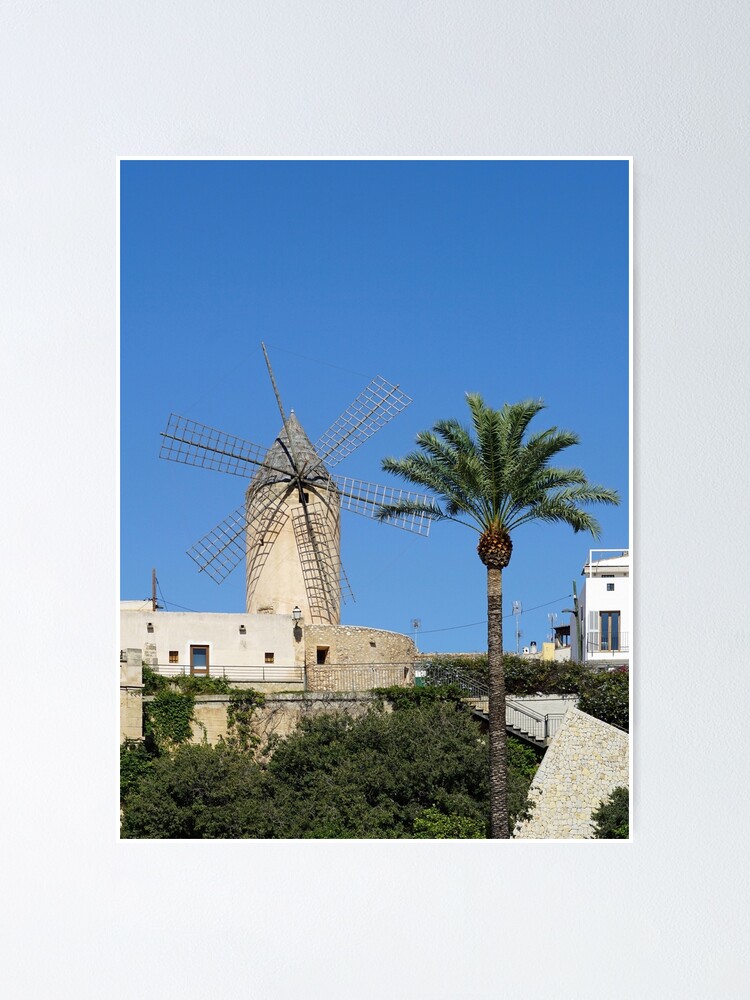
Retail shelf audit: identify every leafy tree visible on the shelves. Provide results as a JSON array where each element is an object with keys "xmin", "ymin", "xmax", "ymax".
[
  {"xmin": 265, "ymin": 700, "xmax": 490, "ymax": 838},
  {"xmin": 120, "ymin": 739, "xmax": 154, "ymax": 806},
  {"xmin": 591, "ymin": 786, "xmax": 629, "ymax": 839},
  {"xmin": 577, "ymin": 669, "xmax": 629, "ymax": 730},
  {"xmin": 379, "ymin": 395, "xmax": 619, "ymax": 837},
  {"xmin": 121, "ymin": 742, "xmax": 270, "ymax": 839}
]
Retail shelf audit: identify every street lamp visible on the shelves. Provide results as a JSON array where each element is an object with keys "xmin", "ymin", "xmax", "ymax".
[{"xmin": 292, "ymin": 606, "xmax": 302, "ymax": 625}]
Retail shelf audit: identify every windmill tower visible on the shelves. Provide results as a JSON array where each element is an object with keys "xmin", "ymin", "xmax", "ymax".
[{"xmin": 159, "ymin": 344, "xmax": 434, "ymax": 625}]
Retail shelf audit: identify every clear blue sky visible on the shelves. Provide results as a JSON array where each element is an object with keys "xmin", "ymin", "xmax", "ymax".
[{"xmin": 120, "ymin": 158, "xmax": 629, "ymax": 654}]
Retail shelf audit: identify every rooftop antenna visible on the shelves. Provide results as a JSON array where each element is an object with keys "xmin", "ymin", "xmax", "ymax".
[
  {"xmin": 547, "ymin": 611, "xmax": 558, "ymax": 643},
  {"xmin": 410, "ymin": 617, "xmax": 421, "ymax": 649},
  {"xmin": 151, "ymin": 568, "xmax": 158, "ymax": 612},
  {"xmin": 512, "ymin": 600, "xmax": 522, "ymax": 654}
]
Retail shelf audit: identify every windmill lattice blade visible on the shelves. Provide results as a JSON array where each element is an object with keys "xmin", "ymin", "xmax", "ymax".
[
  {"xmin": 291, "ymin": 503, "xmax": 340, "ymax": 624},
  {"xmin": 339, "ymin": 563, "xmax": 355, "ymax": 605},
  {"xmin": 313, "ymin": 376, "xmax": 412, "ymax": 468},
  {"xmin": 160, "ymin": 414, "xmax": 278, "ymax": 479},
  {"xmin": 187, "ymin": 505, "xmax": 248, "ymax": 583},
  {"xmin": 333, "ymin": 476, "xmax": 434, "ymax": 535}
]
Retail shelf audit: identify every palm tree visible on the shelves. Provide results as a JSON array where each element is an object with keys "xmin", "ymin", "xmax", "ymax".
[{"xmin": 377, "ymin": 395, "xmax": 620, "ymax": 838}]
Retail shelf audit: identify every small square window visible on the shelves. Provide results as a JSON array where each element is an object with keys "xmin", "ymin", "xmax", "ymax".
[
  {"xmin": 169, "ymin": 650, "xmax": 179, "ymax": 663},
  {"xmin": 607, "ymin": 583, "xmax": 615, "ymax": 591},
  {"xmin": 265, "ymin": 652, "xmax": 274, "ymax": 664}
]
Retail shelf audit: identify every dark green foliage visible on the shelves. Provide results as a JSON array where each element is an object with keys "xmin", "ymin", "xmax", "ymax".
[
  {"xmin": 172, "ymin": 674, "xmax": 233, "ymax": 695},
  {"xmin": 143, "ymin": 689, "xmax": 196, "ymax": 752},
  {"xmin": 141, "ymin": 666, "xmax": 232, "ymax": 696},
  {"xmin": 591, "ymin": 786, "xmax": 629, "ymax": 839},
  {"xmin": 264, "ymin": 701, "xmax": 490, "ymax": 838},
  {"xmin": 413, "ymin": 806, "xmax": 486, "ymax": 839},
  {"xmin": 120, "ymin": 743, "xmax": 269, "ymax": 839},
  {"xmin": 374, "ymin": 683, "xmax": 467, "ymax": 710},
  {"xmin": 577, "ymin": 669, "xmax": 629, "ymax": 730},
  {"xmin": 121, "ymin": 690, "xmax": 542, "ymax": 839},
  {"xmin": 142, "ymin": 665, "xmax": 169, "ymax": 694},
  {"xmin": 120, "ymin": 739, "xmax": 154, "ymax": 805},
  {"xmin": 423, "ymin": 654, "xmax": 629, "ymax": 730},
  {"xmin": 506, "ymin": 735, "xmax": 543, "ymax": 826}
]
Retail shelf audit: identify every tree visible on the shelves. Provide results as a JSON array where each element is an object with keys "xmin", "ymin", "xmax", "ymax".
[
  {"xmin": 591, "ymin": 786, "xmax": 629, "ymax": 839},
  {"xmin": 378, "ymin": 395, "xmax": 620, "ymax": 837}
]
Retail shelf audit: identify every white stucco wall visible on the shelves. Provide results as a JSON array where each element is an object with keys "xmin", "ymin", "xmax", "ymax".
[{"xmin": 119, "ymin": 607, "xmax": 303, "ymax": 670}]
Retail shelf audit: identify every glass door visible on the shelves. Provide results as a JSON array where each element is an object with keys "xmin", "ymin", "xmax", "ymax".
[{"xmin": 190, "ymin": 644, "xmax": 209, "ymax": 676}]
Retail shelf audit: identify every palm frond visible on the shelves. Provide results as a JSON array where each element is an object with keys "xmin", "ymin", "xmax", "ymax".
[{"xmin": 380, "ymin": 394, "xmax": 621, "ymax": 545}]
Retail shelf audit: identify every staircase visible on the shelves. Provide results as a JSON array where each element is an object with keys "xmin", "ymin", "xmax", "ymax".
[{"xmin": 421, "ymin": 663, "xmax": 570, "ymax": 748}]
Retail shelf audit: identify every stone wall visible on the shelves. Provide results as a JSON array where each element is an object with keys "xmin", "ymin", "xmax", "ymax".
[
  {"xmin": 119, "ymin": 648, "xmax": 143, "ymax": 742},
  {"xmin": 513, "ymin": 707, "xmax": 629, "ymax": 839},
  {"xmin": 189, "ymin": 692, "xmax": 380, "ymax": 746},
  {"xmin": 305, "ymin": 624, "xmax": 415, "ymax": 691}
]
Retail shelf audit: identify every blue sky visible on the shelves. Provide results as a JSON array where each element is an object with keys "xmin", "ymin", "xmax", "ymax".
[{"xmin": 120, "ymin": 158, "xmax": 629, "ymax": 654}]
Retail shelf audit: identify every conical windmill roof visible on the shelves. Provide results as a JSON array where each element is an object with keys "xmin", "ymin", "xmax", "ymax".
[{"xmin": 254, "ymin": 411, "xmax": 330, "ymax": 485}]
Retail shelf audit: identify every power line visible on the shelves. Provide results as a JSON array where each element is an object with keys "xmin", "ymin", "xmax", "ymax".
[
  {"xmin": 418, "ymin": 595, "xmax": 573, "ymax": 635},
  {"xmin": 156, "ymin": 577, "xmax": 202, "ymax": 614}
]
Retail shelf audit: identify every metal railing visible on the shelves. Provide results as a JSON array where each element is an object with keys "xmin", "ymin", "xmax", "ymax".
[
  {"xmin": 586, "ymin": 632, "xmax": 629, "ymax": 653},
  {"xmin": 420, "ymin": 663, "xmax": 567, "ymax": 744},
  {"xmin": 307, "ymin": 662, "xmax": 413, "ymax": 692},
  {"xmin": 151, "ymin": 663, "xmax": 304, "ymax": 683}
]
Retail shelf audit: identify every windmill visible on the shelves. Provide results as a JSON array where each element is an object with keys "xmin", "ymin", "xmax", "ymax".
[{"xmin": 158, "ymin": 344, "xmax": 434, "ymax": 625}]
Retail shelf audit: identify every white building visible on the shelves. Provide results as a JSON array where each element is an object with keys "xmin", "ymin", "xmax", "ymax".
[{"xmin": 570, "ymin": 549, "xmax": 631, "ymax": 668}]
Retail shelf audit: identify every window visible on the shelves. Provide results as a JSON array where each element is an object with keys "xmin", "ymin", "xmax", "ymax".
[
  {"xmin": 316, "ymin": 646, "xmax": 329, "ymax": 665},
  {"xmin": 600, "ymin": 612, "xmax": 620, "ymax": 651},
  {"xmin": 264, "ymin": 652, "xmax": 274, "ymax": 664},
  {"xmin": 169, "ymin": 650, "xmax": 179, "ymax": 663},
  {"xmin": 607, "ymin": 583, "xmax": 615, "ymax": 591}
]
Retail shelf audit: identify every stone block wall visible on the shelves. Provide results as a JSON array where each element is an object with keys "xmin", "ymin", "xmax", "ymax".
[
  {"xmin": 304, "ymin": 624, "xmax": 416, "ymax": 691},
  {"xmin": 513, "ymin": 707, "xmax": 629, "ymax": 839},
  {"xmin": 120, "ymin": 648, "xmax": 143, "ymax": 742},
  {"xmin": 189, "ymin": 692, "xmax": 379, "ymax": 746}
]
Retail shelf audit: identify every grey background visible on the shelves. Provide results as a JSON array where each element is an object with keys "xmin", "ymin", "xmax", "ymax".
[{"xmin": 2, "ymin": 2, "xmax": 747, "ymax": 997}]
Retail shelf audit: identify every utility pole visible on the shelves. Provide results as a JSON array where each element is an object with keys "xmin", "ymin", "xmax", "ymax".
[{"xmin": 152, "ymin": 568, "xmax": 158, "ymax": 612}]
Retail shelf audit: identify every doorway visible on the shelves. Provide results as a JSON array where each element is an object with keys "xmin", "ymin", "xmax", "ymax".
[{"xmin": 190, "ymin": 644, "xmax": 210, "ymax": 676}]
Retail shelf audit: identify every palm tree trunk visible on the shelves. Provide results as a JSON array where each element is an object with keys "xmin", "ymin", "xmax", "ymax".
[{"xmin": 487, "ymin": 565, "xmax": 509, "ymax": 838}]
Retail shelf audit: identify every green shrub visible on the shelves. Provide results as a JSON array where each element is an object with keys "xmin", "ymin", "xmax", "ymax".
[
  {"xmin": 142, "ymin": 665, "xmax": 169, "ymax": 694},
  {"xmin": 413, "ymin": 806, "xmax": 486, "ymax": 839},
  {"xmin": 591, "ymin": 786, "xmax": 629, "ymax": 839}
]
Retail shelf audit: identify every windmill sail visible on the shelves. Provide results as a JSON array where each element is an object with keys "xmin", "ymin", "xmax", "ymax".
[
  {"xmin": 314, "ymin": 376, "xmax": 412, "ymax": 468},
  {"xmin": 160, "ymin": 350, "xmax": 431, "ymax": 624}
]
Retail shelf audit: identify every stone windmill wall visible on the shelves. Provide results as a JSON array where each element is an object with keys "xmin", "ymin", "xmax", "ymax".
[{"xmin": 245, "ymin": 412, "xmax": 341, "ymax": 625}]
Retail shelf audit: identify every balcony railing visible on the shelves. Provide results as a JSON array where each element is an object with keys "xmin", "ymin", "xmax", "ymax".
[
  {"xmin": 306, "ymin": 663, "xmax": 413, "ymax": 692},
  {"xmin": 586, "ymin": 632, "xmax": 630, "ymax": 654},
  {"xmin": 152, "ymin": 663, "xmax": 304, "ymax": 683}
]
